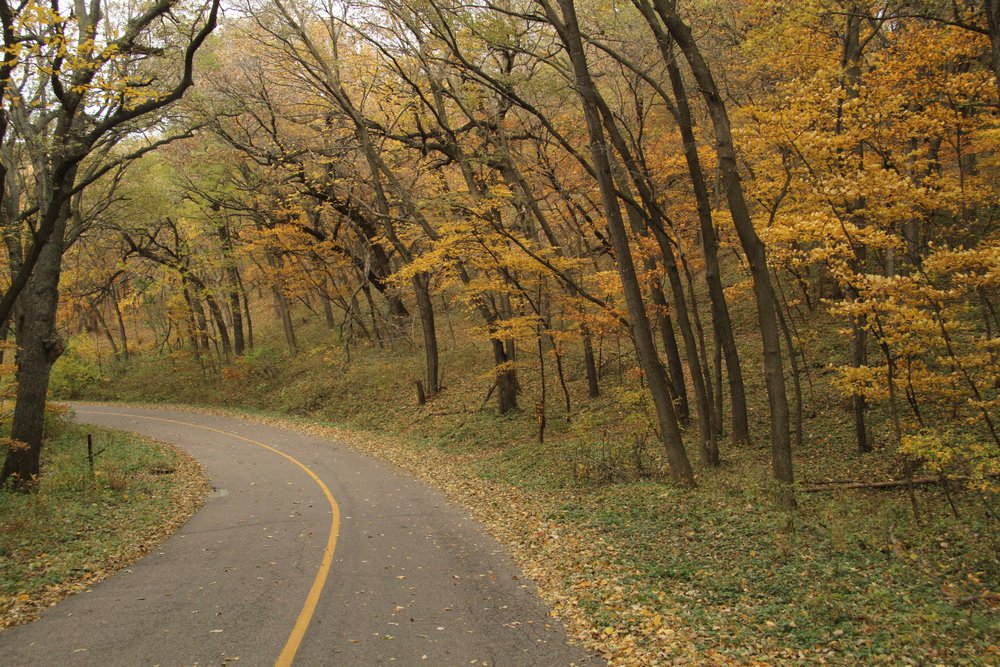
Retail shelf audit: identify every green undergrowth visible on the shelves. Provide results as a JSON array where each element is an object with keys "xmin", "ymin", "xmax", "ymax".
[
  {"xmin": 57, "ymin": 313, "xmax": 1000, "ymax": 664},
  {"xmin": 0, "ymin": 414, "xmax": 205, "ymax": 629},
  {"xmin": 552, "ymin": 476, "xmax": 998, "ymax": 664}
]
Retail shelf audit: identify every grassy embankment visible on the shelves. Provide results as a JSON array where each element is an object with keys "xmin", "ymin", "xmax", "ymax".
[
  {"xmin": 55, "ymin": 294, "xmax": 999, "ymax": 665},
  {"xmin": 0, "ymin": 410, "xmax": 207, "ymax": 629}
]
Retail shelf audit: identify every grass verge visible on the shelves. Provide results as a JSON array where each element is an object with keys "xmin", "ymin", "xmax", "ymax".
[{"xmin": 0, "ymin": 412, "xmax": 208, "ymax": 630}]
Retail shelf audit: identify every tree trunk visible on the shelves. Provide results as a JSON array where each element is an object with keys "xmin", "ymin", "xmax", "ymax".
[
  {"xmin": 110, "ymin": 285, "xmax": 130, "ymax": 361},
  {"xmin": 237, "ymin": 269, "xmax": 254, "ymax": 350},
  {"xmin": 654, "ymin": 0, "xmax": 792, "ymax": 501},
  {"xmin": 413, "ymin": 272, "xmax": 440, "ymax": 395},
  {"xmin": 582, "ymin": 324, "xmax": 600, "ymax": 398},
  {"xmin": 658, "ymin": 233, "xmax": 719, "ymax": 466},
  {"xmin": 217, "ymin": 221, "xmax": 245, "ymax": 356},
  {"xmin": 275, "ymin": 286, "xmax": 298, "ymax": 355},
  {"xmin": 201, "ymin": 288, "xmax": 232, "ymax": 361},
  {"xmin": 321, "ymin": 287, "xmax": 336, "ymax": 330},
  {"xmin": 544, "ymin": 0, "xmax": 694, "ymax": 486},
  {"xmin": 986, "ymin": 0, "xmax": 1000, "ymax": 101},
  {"xmin": 663, "ymin": 51, "xmax": 750, "ymax": 446},
  {"xmin": 1, "ymin": 198, "xmax": 70, "ymax": 489},
  {"xmin": 185, "ymin": 279, "xmax": 211, "ymax": 355},
  {"xmin": 92, "ymin": 307, "xmax": 120, "ymax": 359},
  {"xmin": 491, "ymin": 337, "xmax": 519, "ymax": 414},
  {"xmin": 596, "ymin": 89, "xmax": 714, "ymax": 462},
  {"xmin": 649, "ymin": 284, "xmax": 690, "ymax": 423},
  {"xmin": 841, "ymin": 9, "xmax": 870, "ymax": 454}
]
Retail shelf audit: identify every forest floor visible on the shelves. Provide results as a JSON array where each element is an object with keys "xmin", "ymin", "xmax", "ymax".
[
  {"xmin": 57, "ymin": 308, "xmax": 1000, "ymax": 665},
  {"xmin": 0, "ymin": 411, "xmax": 207, "ymax": 630}
]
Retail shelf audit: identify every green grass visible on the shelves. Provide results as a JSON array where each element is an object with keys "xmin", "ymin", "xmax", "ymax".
[
  {"xmin": 0, "ymin": 414, "xmax": 204, "ymax": 629},
  {"xmin": 548, "ymin": 476, "xmax": 998, "ymax": 663}
]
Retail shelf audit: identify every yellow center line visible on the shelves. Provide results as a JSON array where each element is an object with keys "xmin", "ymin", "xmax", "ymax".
[{"xmin": 79, "ymin": 409, "xmax": 340, "ymax": 667}]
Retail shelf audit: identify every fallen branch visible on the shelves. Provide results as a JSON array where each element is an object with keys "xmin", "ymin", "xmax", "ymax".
[{"xmin": 802, "ymin": 473, "xmax": 999, "ymax": 493}]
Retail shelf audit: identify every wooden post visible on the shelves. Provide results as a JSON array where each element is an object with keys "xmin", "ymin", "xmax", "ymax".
[
  {"xmin": 87, "ymin": 434, "xmax": 94, "ymax": 477},
  {"xmin": 416, "ymin": 380, "xmax": 426, "ymax": 406},
  {"xmin": 535, "ymin": 402, "xmax": 546, "ymax": 443}
]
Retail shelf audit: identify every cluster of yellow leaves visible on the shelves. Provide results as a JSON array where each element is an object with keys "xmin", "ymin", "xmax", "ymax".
[{"xmin": 736, "ymin": 2, "xmax": 999, "ymax": 486}]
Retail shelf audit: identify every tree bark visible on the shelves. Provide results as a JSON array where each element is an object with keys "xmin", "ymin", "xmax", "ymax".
[
  {"xmin": 662, "ymin": 49, "xmax": 750, "ymax": 446},
  {"xmin": 542, "ymin": 0, "xmax": 694, "ymax": 486},
  {"xmin": 413, "ymin": 272, "xmax": 440, "ymax": 394},
  {"xmin": 0, "ymin": 193, "xmax": 70, "ymax": 489},
  {"xmin": 582, "ymin": 324, "xmax": 600, "ymax": 398},
  {"xmin": 110, "ymin": 284, "xmax": 130, "ymax": 361},
  {"xmin": 986, "ymin": 0, "xmax": 1000, "ymax": 101},
  {"xmin": 217, "ymin": 220, "xmax": 245, "ymax": 355},
  {"xmin": 653, "ymin": 0, "xmax": 792, "ymax": 501}
]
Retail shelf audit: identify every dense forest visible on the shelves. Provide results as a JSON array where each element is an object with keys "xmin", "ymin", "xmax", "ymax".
[{"xmin": 0, "ymin": 0, "xmax": 997, "ymax": 663}]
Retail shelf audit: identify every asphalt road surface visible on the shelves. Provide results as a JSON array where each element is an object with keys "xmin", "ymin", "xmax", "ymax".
[{"xmin": 0, "ymin": 405, "xmax": 596, "ymax": 667}]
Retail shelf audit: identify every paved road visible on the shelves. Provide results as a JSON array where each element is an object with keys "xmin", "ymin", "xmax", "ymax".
[{"xmin": 0, "ymin": 405, "xmax": 595, "ymax": 667}]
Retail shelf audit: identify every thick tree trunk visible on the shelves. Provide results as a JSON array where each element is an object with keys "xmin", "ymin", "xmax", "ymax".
[
  {"xmin": 1, "ymin": 200, "xmax": 69, "ymax": 489},
  {"xmin": 544, "ymin": 0, "xmax": 694, "ymax": 486},
  {"xmin": 491, "ymin": 338, "xmax": 519, "ymax": 414}
]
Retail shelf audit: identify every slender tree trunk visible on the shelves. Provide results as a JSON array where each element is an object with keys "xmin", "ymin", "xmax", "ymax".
[
  {"xmin": 92, "ymin": 307, "xmax": 120, "ymax": 359},
  {"xmin": 649, "ymin": 282, "xmax": 690, "ymax": 423},
  {"xmin": 663, "ymin": 52, "xmax": 750, "ymax": 445},
  {"xmin": 181, "ymin": 286, "xmax": 202, "ymax": 359},
  {"xmin": 110, "ymin": 287, "xmax": 130, "ymax": 361},
  {"xmin": 774, "ymin": 289, "xmax": 803, "ymax": 450},
  {"xmin": 217, "ymin": 221, "xmax": 244, "ymax": 355},
  {"xmin": 201, "ymin": 289, "xmax": 232, "ymax": 361},
  {"xmin": 986, "ymin": 0, "xmax": 1000, "ymax": 100},
  {"xmin": 543, "ymin": 0, "xmax": 694, "ymax": 486},
  {"xmin": 654, "ymin": 0, "xmax": 792, "ymax": 501},
  {"xmin": 193, "ymin": 298, "xmax": 211, "ymax": 356},
  {"xmin": 841, "ymin": 10, "xmax": 870, "ymax": 454},
  {"xmin": 658, "ymin": 232, "xmax": 719, "ymax": 466},
  {"xmin": 582, "ymin": 324, "xmax": 600, "ymax": 398},
  {"xmin": 275, "ymin": 286, "xmax": 298, "ymax": 355},
  {"xmin": 359, "ymin": 284, "xmax": 383, "ymax": 347},
  {"xmin": 321, "ymin": 287, "xmax": 336, "ymax": 330},
  {"xmin": 413, "ymin": 273, "xmax": 439, "ymax": 394},
  {"xmin": 237, "ymin": 269, "xmax": 254, "ymax": 350},
  {"xmin": 229, "ymin": 284, "xmax": 244, "ymax": 356}
]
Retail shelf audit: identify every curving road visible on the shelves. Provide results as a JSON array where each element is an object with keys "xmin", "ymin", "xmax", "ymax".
[{"xmin": 0, "ymin": 405, "xmax": 595, "ymax": 667}]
